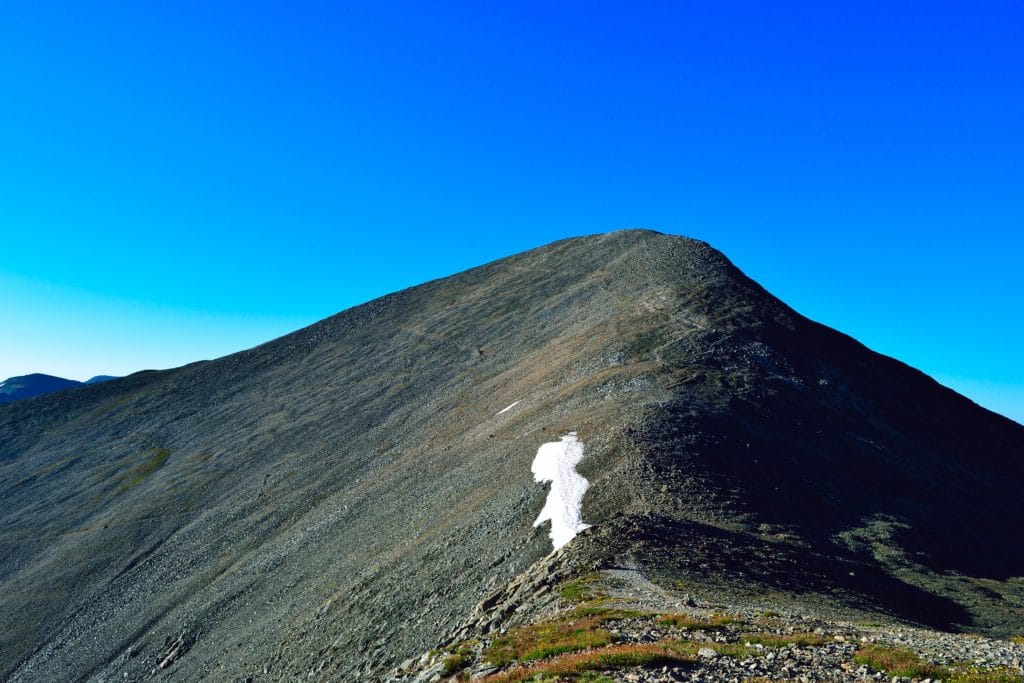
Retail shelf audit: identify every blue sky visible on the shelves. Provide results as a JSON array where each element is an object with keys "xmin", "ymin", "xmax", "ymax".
[{"xmin": 1, "ymin": 2, "xmax": 1021, "ymax": 422}]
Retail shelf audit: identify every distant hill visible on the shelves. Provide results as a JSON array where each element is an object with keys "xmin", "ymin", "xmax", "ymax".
[
  {"xmin": 0, "ymin": 374, "xmax": 82, "ymax": 404},
  {"xmin": 0, "ymin": 373, "xmax": 117, "ymax": 404}
]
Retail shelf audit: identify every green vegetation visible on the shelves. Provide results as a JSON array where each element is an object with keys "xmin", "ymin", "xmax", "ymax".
[
  {"xmin": 446, "ymin": 604, "xmax": 830, "ymax": 683},
  {"xmin": 1010, "ymin": 635, "xmax": 1024, "ymax": 645},
  {"xmin": 437, "ymin": 638, "xmax": 477, "ymax": 676},
  {"xmin": 485, "ymin": 619, "xmax": 616, "ymax": 667},
  {"xmin": 559, "ymin": 574, "xmax": 605, "ymax": 603},
  {"xmin": 481, "ymin": 643, "xmax": 691, "ymax": 682},
  {"xmin": 656, "ymin": 613, "xmax": 743, "ymax": 630},
  {"xmin": 481, "ymin": 637, "xmax": 770, "ymax": 683},
  {"xmin": 740, "ymin": 632, "xmax": 828, "ymax": 648},
  {"xmin": 562, "ymin": 605, "xmax": 646, "ymax": 623},
  {"xmin": 853, "ymin": 644, "xmax": 1024, "ymax": 682},
  {"xmin": 945, "ymin": 671, "xmax": 1024, "ymax": 683},
  {"xmin": 667, "ymin": 640, "xmax": 750, "ymax": 659},
  {"xmin": 187, "ymin": 451, "xmax": 214, "ymax": 465},
  {"xmin": 853, "ymin": 644, "xmax": 947, "ymax": 678},
  {"xmin": 114, "ymin": 447, "xmax": 171, "ymax": 494},
  {"xmin": 442, "ymin": 652, "xmax": 469, "ymax": 675}
]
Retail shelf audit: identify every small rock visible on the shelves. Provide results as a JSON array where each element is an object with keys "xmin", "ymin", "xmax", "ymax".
[
  {"xmin": 470, "ymin": 665, "xmax": 498, "ymax": 679},
  {"xmin": 697, "ymin": 647, "xmax": 718, "ymax": 659}
]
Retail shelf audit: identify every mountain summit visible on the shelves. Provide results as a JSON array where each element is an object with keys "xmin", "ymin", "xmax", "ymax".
[{"xmin": 1, "ymin": 230, "xmax": 1021, "ymax": 681}]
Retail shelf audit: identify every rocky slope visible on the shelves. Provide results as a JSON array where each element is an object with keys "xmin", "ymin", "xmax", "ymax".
[
  {"xmin": 393, "ymin": 561, "xmax": 1024, "ymax": 682},
  {"xmin": 1, "ymin": 230, "xmax": 1021, "ymax": 681}
]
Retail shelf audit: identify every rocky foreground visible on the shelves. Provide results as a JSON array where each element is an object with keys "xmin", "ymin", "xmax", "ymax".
[{"xmin": 392, "ymin": 562, "xmax": 1024, "ymax": 683}]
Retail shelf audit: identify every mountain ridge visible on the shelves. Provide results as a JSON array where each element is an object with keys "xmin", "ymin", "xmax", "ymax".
[{"xmin": 0, "ymin": 230, "xmax": 1021, "ymax": 681}]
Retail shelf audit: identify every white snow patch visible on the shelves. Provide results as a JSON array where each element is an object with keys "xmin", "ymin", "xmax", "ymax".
[
  {"xmin": 531, "ymin": 432, "xmax": 591, "ymax": 550},
  {"xmin": 496, "ymin": 400, "xmax": 520, "ymax": 415}
]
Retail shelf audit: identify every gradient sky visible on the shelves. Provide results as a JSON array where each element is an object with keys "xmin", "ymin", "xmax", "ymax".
[{"xmin": 2, "ymin": 2, "xmax": 1022, "ymax": 423}]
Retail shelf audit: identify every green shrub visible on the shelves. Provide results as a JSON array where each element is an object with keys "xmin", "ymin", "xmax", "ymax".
[{"xmin": 443, "ymin": 653, "xmax": 469, "ymax": 674}]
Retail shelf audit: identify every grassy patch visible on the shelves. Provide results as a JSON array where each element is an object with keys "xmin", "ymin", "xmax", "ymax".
[
  {"xmin": 562, "ymin": 605, "xmax": 647, "ymax": 623},
  {"xmin": 1010, "ymin": 635, "xmax": 1024, "ymax": 645},
  {"xmin": 854, "ymin": 644, "xmax": 1024, "ymax": 682},
  {"xmin": 482, "ymin": 638, "xmax": 763, "ymax": 683},
  {"xmin": 665, "ymin": 640, "xmax": 749, "ymax": 658},
  {"xmin": 440, "ymin": 639, "xmax": 477, "ymax": 675},
  {"xmin": 853, "ymin": 644, "xmax": 946, "ymax": 678},
  {"xmin": 481, "ymin": 643, "xmax": 692, "ymax": 683},
  {"xmin": 656, "ymin": 613, "xmax": 743, "ymax": 631},
  {"xmin": 443, "ymin": 653, "xmax": 469, "ymax": 675},
  {"xmin": 187, "ymin": 451, "xmax": 214, "ymax": 465},
  {"xmin": 560, "ymin": 574, "xmax": 605, "ymax": 603},
  {"xmin": 946, "ymin": 670, "xmax": 1024, "ymax": 683},
  {"xmin": 115, "ymin": 447, "xmax": 171, "ymax": 494},
  {"xmin": 740, "ymin": 632, "xmax": 828, "ymax": 648},
  {"xmin": 485, "ymin": 619, "xmax": 615, "ymax": 667}
]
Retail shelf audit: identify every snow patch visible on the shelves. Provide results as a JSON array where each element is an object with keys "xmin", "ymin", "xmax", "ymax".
[
  {"xmin": 496, "ymin": 400, "xmax": 520, "ymax": 415},
  {"xmin": 531, "ymin": 432, "xmax": 591, "ymax": 550}
]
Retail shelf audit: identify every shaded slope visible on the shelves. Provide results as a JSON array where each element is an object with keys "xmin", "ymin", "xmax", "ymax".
[{"xmin": 0, "ymin": 230, "xmax": 1021, "ymax": 682}]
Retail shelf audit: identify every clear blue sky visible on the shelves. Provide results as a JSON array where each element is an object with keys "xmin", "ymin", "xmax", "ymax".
[{"xmin": 1, "ymin": 2, "xmax": 1021, "ymax": 423}]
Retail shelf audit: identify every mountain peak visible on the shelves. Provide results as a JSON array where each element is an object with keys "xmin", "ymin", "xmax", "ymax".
[{"xmin": 1, "ymin": 234, "xmax": 1021, "ymax": 681}]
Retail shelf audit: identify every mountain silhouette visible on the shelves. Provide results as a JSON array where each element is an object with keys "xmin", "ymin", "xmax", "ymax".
[
  {"xmin": 0, "ymin": 373, "xmax": 118, "ymax": 405},
  {"xmin": 0, "ymin": 373, "xmax": 84, "ymax": 404}
]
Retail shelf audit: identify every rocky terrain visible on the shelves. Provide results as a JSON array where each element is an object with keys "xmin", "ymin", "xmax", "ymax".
[
  {"xmin": 394, "ymin": 559, "xmax": 1024, "ymax": 682},
  {"xmin": 1, "ymin": 230, "xmax": 1021, "ymax": 681}
]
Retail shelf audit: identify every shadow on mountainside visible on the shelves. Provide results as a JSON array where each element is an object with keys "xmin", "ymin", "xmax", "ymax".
[{"xmin": 573, "ymin": 515, "xmax": 973, "ymax": 631}]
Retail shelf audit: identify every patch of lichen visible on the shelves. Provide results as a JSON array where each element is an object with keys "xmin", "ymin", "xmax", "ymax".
[{"xmin": 114, "ymin": 447, "xmax": 171, "ymax": 494}]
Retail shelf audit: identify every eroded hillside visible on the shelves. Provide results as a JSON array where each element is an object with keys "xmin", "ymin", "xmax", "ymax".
[{"xmin": 1, "ymin": 230, "xmax": 1021, "ymax": 681}]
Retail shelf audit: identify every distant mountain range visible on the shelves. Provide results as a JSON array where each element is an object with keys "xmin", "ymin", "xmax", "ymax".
[{"xmin": 0, "ymin": 373, "xmax": 118, "ymax": 404}]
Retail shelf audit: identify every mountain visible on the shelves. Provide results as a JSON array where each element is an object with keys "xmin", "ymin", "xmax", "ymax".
[
  {"xmin": 85, "ymin": 375, "xmax": 119, "ymax": 384},
  {"xmin": 0, "ymin": 373, "xmax": 83, "ymax": 404},
  {"xmin": 0, "ymin": 230, "xmax": 1021, "ymax": 682}
]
